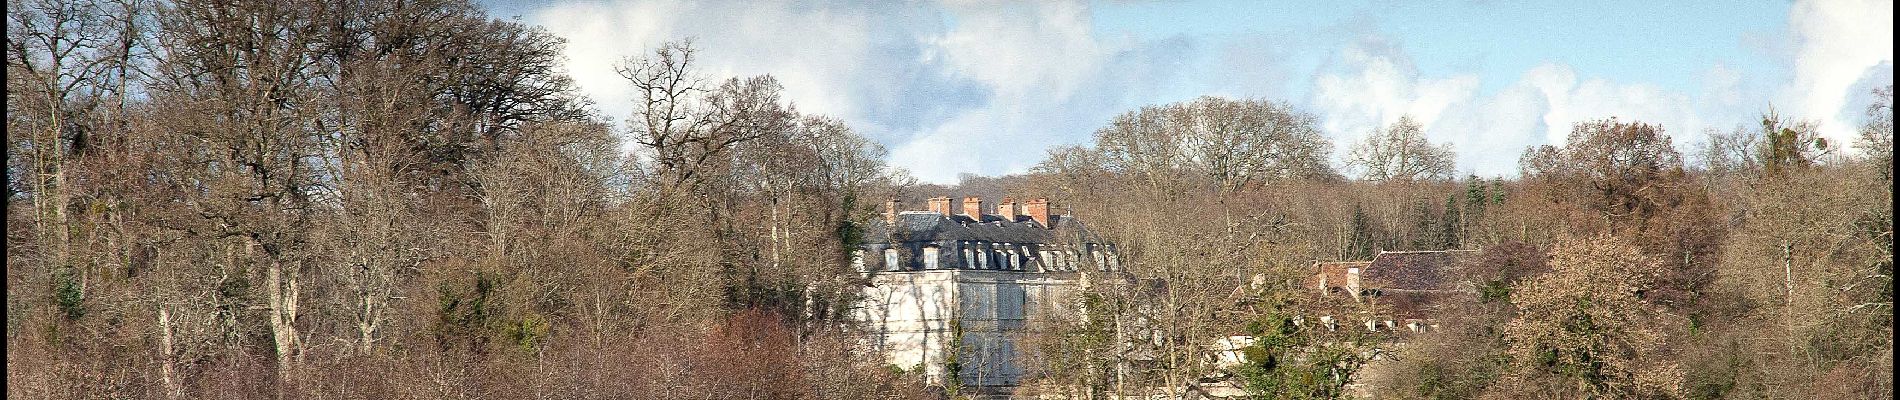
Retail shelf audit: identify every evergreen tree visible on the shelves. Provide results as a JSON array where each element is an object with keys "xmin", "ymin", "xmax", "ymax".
[
  {"xmin": 1463, "ymin": 175, "xmax": 1488, "ymax": 242},
  {"xmin": 1440, "ymin": 194, "xmax": 1462, "ymax": 249},
  {"xmin": 1490, "ymin": 179, "xmax": 1507, "ymax": 205},
  {"xmin": 1348, "ymin": 203, "xmax": 1376, "ymax": 259},
  {"xmin": 1410, "ymin": 200, "xmax": 1440, "ymax": 250}
]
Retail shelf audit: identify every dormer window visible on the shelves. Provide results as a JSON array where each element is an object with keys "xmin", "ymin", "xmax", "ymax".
[
  {"xmin": 923, "ymin": 246, "xmax": 940, "ymax": 270},
  {"xmin": 853, "ymin": 250, "xmax": 866, "ymax": 272},
  {"xmin": 885, "ymin": 248, "xmax": 900, "ymax": 271},
  {"xmin": 1004, "ymin": 246, "xmax": 1018, "ymax": 270}
]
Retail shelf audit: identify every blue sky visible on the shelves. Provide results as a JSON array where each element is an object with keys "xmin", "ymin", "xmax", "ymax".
[{"xmin": 486, "ymin": 0, "xmax": 1892, "ymax": 183}]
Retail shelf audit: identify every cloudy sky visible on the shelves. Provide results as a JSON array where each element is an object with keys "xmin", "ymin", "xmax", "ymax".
[{"xmin": 482, "ymin": 0, "xmax": 1893, "ymax": 183}]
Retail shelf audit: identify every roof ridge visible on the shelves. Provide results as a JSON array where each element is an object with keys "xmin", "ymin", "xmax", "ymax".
[{"xmin": 1375, "ymin": 249, "xmax": 1479, "ymax": 254}]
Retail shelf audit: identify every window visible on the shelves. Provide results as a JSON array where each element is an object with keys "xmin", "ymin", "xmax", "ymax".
[
  {"xmin": 885, "ymin": 248, "xmax": 900, "ymax": 271},
  {"xmin": 923, "ymin": 246, "xmax": 940, "ymax": 270},
  {"xmin": 1003, "ymin": 246, "xmax": 1017, "ymax": 270},
  {"xmin": 852, "ymin": 250, "xmax": 865, "ymax": 272},
  {"xmin": 997, "ymin": 284, "xmax": 1026, "ymax": 320},
  {"xmin": 963, "ymin": 244, "xmax": 975, "ymax": 269},
  {"xmin": 976, "ymin": 244, "xmax": 987, "ymax": 269}
]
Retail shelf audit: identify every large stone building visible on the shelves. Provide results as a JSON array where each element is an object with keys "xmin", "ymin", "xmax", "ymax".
[{"xmin": 853, "ymin": 196, "xmax": 1117, "ymax": 393}]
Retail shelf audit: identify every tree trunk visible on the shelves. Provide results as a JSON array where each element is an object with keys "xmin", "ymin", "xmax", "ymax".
[
  {"xmin": 357, "ymin": 291, "xmax": 378, "ymax": 355},
  {"xmin": 266, "ymin": 256, "xmax": 302, "ymax": 385},
  {"xmin": 1162, "ymin": 282, "xmax": 1182, "ymax": 398},
  {"xmin": 1782, "ymin": 242, "xmax": 1795, "ymax": 309},
  {"xmin": 158, "ymin": 307, "xmax": 181, "ymax": 399}
]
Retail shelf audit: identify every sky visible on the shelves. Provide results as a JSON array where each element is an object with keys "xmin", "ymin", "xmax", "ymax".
[{"xmin": 482, "ymin": 0, "xmax": 1894, "ymax": 184}]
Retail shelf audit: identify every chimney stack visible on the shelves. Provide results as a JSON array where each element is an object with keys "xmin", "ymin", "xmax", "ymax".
[
  {"xmin": 927, "ymin": 196, "xmax": 952, "ymax": 216},
  {"xmin": 961, "ymin": 196, "xmax": 984, "ymax": 219},
  {"xmin": 884, "ymin": 198, "xmax": 900, "ymax": 224},
  {"xmin": 998, "ymin": 197, "xmax": 1019, "ymax": 221},
  {"xmin": 1025, "ymin": 198, "xmax": 1051, "ymax": 228}
]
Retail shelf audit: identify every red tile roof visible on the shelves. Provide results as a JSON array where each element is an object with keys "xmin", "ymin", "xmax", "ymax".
[{"xmin": 1308, "ymin": 261, "xmax": 1370, "ymax": 294}]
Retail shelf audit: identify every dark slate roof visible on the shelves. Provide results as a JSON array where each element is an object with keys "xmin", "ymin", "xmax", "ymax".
[
  {"xmin": 1372, "ymin": 290, "xmax": 1439, "ymax": 320},
  {"xmin": 864, "ymin": 211, "xmax": 1104, "ymax": 245},
  {"xmin": 1361, "ymin": 250, "xmax": 1477, "ymax": 291}
]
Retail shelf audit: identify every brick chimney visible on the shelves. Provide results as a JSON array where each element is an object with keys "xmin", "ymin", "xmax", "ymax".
[
  {"xmin": 927, "ymin": 196, "xmax": 952, "ymax": 216},
  {"xmin": 997, "ymin": 197, "xmax": 1019, "ymax": 221},
  {"xmin": 1024, "ymin": 198, "xmax": 1051, "ymax": 228},
  {"xmin": 1346, "ymin": 267, "xmax": 1363, "ymax": 302},
  {"xmin": 961, "ymin": 196, "xmax": 984, "ymax": 219},
  {"xmin": 884, "ymin": 198, "xmax": 900, "ymax": 224}
]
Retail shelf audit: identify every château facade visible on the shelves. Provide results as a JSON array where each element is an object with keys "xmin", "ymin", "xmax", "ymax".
[{"xmin": 853, "ymin": 196, "xmax": 1117, "ymax": 393}]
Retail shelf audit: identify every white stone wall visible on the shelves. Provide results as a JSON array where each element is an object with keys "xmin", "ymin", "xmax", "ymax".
[{"xmin": 857, "ymin": 270, "xmax": 1078, "ymax": 388}]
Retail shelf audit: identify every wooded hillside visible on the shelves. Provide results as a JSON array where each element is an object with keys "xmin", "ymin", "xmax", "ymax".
[{"xmin": 7, "ymin": 1, "xmax": 1891, "ymax": 398}]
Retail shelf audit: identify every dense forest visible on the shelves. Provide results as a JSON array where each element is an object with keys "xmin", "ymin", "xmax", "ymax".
[{"xmin": 6, "ymin": 0, "xmax": 1891, "ymax": 399}]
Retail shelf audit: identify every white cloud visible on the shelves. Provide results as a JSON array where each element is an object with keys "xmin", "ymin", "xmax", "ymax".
[
  {"xmin": 523, "ymin": 0, "xmax": 1888, "ymax": 182},
  {"xmin": 1310, "ymin": 36, "xmax": 1713, "ymax": 177},
  {"xmin": 1311, "ymin": 36, "xmax": 1478, "ymax": 177},
  {"xmin": 535, "ymin": 0, "xmax": 889, "ymax": 125},
  {"xmin": 1528, "ymin": 64, "xmax": 1703, "ymax": 150},
  {"xmin": 534, "ymin": 0, "xmax": 1155, "ymax": 184},
  {"xmin": 1431, "ymin": 80, "xmax": 1548, "ymax": 176},
  {"xmin": 1312, "ymin": 36, "xmax": 1481, "ymax": 138},
  {"xmin": 1784, "ymin": 0, "xmax": 1894, "ymax": 147},
  {"xmin": 926, "ymin": 1, "xmax": 1105, "ymax": 101},
  {"xmin": 889, "ymin": 1, "xmax": 1125, "ymax": 183}
]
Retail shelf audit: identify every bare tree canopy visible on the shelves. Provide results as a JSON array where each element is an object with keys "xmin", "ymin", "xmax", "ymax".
[
  {"xmin": 1856, "ymin": 85, "xmax": 1893, "ymax": 180},
  {"xmin": 1091, "ymin": 96, "xmax": 1336, "ymax": 193},
  {"xmin": 1346, "ymin": 115, "xmax": 1457, "ymax": 182},
  {"xmin": 1521, "ymin": 118, "xmax": 1686, "ymax": 224}
]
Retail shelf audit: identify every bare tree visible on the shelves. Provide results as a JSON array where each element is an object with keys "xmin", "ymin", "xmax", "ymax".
[
  {"xmin": 1756, "ymin": 108, "xmax": 1832, "ymax": 176},
  {"xmin": 1491, "ymin": 235, "xmax": 1684, "ymax": 399},
  {"xmin": 618, "ymin": 41, "xmax": 794, "ymax": 190},
  {"xmin": 1697, "ymin": 125, "xmax": 1760, "ymax": 181},
  {"xmin": 1093, "ymin": 96, "xmax": 1336, "ymax": 194},
  {"xmin": 138, "ymin": 0, "xmax": 346, "ymax": 387},
  {"xmin": 1521, "ymin": 118, "xmax": 1687, "ymax": 230},
  {"xmin": 7, "ymin": 0, "xmax": 146, "ymax": 327},
  {"xmin": 1715, "ymin": 149, "xmax": 1892, "ymax": 398},
  {"xmin": 1856, "ymin": 85, "xmax": 1893, "ymax": 180},
  {"xmin": 1346, "ymin": 115, "xmax": 1456, "ymax": 182}
]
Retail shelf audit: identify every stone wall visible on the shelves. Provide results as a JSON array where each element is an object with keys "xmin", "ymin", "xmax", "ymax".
[{"xmin": 855, "ymin": 269, "xmax": 1079, "ymax": 388}]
